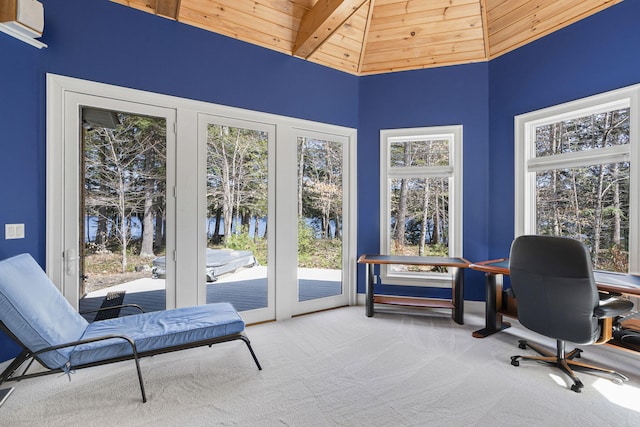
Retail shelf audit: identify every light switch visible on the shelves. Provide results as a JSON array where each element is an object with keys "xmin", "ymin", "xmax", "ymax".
[{"xmin": 5, "ymin": 224, "xmax": 25, "ymax": 239}]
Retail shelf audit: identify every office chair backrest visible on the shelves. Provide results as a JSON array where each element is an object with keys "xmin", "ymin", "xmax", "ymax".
[
  {"xmin": 509, "ymin": 235, "xmax": 600, "ymax": 344},
  {"xmin": 0, "ymin": 254, "xmax": 89, "ymax": 369}
]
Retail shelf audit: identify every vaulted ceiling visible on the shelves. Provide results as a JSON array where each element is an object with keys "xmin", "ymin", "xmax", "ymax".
[{"xmin": 112, "ymin": 0, "xmax": 622, "ymax": 76}]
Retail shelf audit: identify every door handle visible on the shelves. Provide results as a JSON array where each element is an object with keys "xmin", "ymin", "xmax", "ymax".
[{"xmin": 66, "ymin": 248, "xmax": 78, "ymax": 276}]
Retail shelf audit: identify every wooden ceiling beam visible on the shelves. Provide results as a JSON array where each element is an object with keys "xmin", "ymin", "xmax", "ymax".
[
  {"xmin": 155, "ymin": 0, "xmax": 181, "ymax": 20},
  {"xmin": 293, "ymin": 0, "xmax": 368, "ymax": 59},
  {"xmin": 357, "ymin": 0, "xmax": 375, "ymax": 74},
  {"xmin": 479, "ymin": 0, "xmax": 490, "ymax": 60}
]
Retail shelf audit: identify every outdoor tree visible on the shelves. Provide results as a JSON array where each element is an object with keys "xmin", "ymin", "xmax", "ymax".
[
  {"xmin": 389, "ymin": 139, "xmax": 450, "ymax": 258},
  {"xmin": 298, "ymin": 138, "xmax": 343, "ymax": 240},
  {"xmin": 84, "ymin": 113, "xmax": 167, "ymax": 273},
  {"xmin": 206, "ymin": 125, "xmax": 268, "ymax": 246},
  {"xmin": 535, "ymin": 108, "xmax": 630, "ymax": 271}
]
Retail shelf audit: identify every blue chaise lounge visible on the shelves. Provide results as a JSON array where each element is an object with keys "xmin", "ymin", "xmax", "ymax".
[{"xmin": 0, "ymin": 253, "xmax": 261, "ymax": 402}]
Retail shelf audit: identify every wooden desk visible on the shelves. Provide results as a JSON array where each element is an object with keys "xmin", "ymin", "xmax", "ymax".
[
  {"xmin": 357, "ymin": 254, "xmax": 470, "ymax": 324},
  {"xmin": 469, "ymin": 259, "xmax": 640, "ymax": 345},
  {"xmin": 469, "ymin": 259, "xmax": 512, "ymax": 338}
]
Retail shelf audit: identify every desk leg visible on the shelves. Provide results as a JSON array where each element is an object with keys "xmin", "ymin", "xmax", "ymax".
[
  {"xmin": 472, "ymin": 273, "xmax": 510, "ymax": 338},
  {"xmin": 452, "ymin": 267, "xmax": 464, "ymax": 325},
  {"xmin": 365, "ymin": 263, "xmax": 374, "ymax": 317}
]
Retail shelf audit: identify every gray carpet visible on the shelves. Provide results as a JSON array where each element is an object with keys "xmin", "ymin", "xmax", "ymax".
[{"xmin": 2, "ymin": 304, "xmax": 640, "ymax": 426}]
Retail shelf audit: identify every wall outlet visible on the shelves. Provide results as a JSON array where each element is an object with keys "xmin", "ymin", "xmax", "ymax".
[{"xmin": 5, "ymin": 224, "xmax": 25, "ymax": 239}]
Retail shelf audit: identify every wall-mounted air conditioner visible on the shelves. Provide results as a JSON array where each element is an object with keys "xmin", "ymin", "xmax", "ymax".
[{"xmin": 0, "ymin": 0, "xmax": 47, "ymax": 48}]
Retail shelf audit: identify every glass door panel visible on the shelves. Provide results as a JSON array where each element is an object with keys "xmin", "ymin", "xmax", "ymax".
[
  {"xmin": 200, "ymin": 117, "xmax": 274, "ymax": 323},
  {"xmin": 77, "ymin": 107, "xmax": 170, "ymax": 318},
  {"xmin": 293, "ymin": 131, "xmax": 352, "ymax": 315},
  {"xmin": 297, "ymin": 136, "xmax": 344, "ymax": 302},
  {"xmin": 51, "ymin": 84, "xmax": 176, "ymax": 313}
]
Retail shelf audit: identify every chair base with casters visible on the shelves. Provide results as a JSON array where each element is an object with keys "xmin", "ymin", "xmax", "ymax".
[
  {"xmin": 510, "ymin": 338, "xmax": 628, "ymax": 393},
  {"xmin": 508, "ymin": 235, "xmax": 635, "ymax": 394}
]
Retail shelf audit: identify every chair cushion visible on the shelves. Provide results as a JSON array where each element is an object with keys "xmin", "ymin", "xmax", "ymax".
[
  {"xmin": 69, "ymin": 302, "xmax": 245, "ymax": 366},
  {"xmin": 0, "ymin": 254, "xmax": 89, "ymax": 369}
]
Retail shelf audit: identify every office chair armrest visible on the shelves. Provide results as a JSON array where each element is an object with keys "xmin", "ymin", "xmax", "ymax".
[{"xmin": 594, "ymin": 298, "xmax": 634, "ymax": 319}]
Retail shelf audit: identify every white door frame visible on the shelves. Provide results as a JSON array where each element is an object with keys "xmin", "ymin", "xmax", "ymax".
[
  {"xmin": 197, "ymin": 113, "xmax": 277, "ymax": 324},
  {"xmin": 288, "ymin": 127, "xmax": 356, "ymax": 316},
  {"xmin": 47, "ymin": 74, "xmax": 357, "ymax": 319},
  {"xmin": 47, "ymin": 75, "xmax": 177, "ymax": 309}
]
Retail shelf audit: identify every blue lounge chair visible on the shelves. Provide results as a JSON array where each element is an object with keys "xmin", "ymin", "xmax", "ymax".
[{"xmin": 0, "ymin": 253, "xmax": 261, "ymax": 403}]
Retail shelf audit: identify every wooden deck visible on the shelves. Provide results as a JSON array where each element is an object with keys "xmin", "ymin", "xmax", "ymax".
[{"xmin": 79, "ymin": 267, "xmax": 342, "ymax": 321}]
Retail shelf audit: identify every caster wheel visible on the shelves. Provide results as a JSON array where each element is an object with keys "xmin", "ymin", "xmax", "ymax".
[
  {"xmin": 510, "ymin": 356, "xmax": 520, "ymax": 367},
  {"xmin": 571, "ymin": 384, "xmax": 582, "ymax": 393},
  {"xmin": 518, "ymin": 341, "xmax": 527, "ymax": 350}
]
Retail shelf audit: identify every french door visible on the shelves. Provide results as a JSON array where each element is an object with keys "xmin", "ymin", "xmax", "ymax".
[
  {"xmin": 291, "ymin": 129, "xmax": 353, "ymax": 316},
  {"xmin": 48, "ymin": 89, "xmax": 176, "ymax": 311},
  {"xmin": 197, "ymin": 115, "xmax": 276, "ymax": 323},
  {"xmin": 48, "ymin": 74, "xmax": 355, "ymax": 322},
  {"xmin": 198, "ymin": 117, "xmax": 354, "ymax": 322}
]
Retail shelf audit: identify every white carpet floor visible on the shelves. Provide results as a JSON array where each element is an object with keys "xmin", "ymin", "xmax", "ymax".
[{"xmin": 1, "ymin": 303, "xmax": 640, "ymax": 426}]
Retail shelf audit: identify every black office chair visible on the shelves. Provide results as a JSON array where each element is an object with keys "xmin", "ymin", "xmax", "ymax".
[{"xmin": 508, "ymin": 235, "xmax": 634, "ymax": 392}]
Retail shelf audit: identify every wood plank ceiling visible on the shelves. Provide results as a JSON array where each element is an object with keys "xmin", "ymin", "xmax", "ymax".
[{"xmin": 112, "ymin": 0, "xmax": 622, "ymax": 76}]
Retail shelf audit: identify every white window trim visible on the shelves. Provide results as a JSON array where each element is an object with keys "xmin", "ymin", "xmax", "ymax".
[
  {"xmin": 380, "ymin": 125, "xmax": 463, "ymax": 287},
  {"xmin": 514, "ymin": 84, "xmax": 640, "ymax": 273}
]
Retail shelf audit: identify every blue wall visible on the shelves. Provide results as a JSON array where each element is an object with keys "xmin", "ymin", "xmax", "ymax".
[
  {"xmin": 41, "ymin": 0, "xmax": 358, "ymax": 124},
  {"xmin": 0, "ymin": 37, "xmax": 45, "ymax": 361},
  {"xmin": 358, "ymin": 64, "xmax": 490, "ymax": 299},
  {"xmin": 487, "ymin": 0, "xmax": 640, "ymax": 258},
  {"xmin": 0, "ymin": 0, "xmax": 357, "ymax": 362},
  {"xmin": 1, "ymin": 0, "xmax": 637, "ymax": 361}
]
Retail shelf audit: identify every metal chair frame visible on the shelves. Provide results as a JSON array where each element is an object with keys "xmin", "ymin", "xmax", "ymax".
[{"xmin": 0, "ymin": 319, "xmax": 261, "ymax": 403}]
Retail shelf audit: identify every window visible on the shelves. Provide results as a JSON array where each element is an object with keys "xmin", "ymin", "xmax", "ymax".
[
  {"xmin": 515, "ymin": 85, "xmax": 640, "ymax": 273},
  {"xmin": 380, "ymin": 126, "xmax": 463, "ymax": 286}
]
